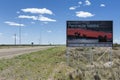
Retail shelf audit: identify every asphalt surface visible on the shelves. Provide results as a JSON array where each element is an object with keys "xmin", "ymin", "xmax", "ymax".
[{"xmin": 0, "ymin": 46, "xmax": 53, "ymax": 59}]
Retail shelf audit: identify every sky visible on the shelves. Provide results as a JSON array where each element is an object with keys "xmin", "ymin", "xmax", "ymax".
[{"xmin": 0, "ymin": 0, "xmax": 120, "ymax": 44}]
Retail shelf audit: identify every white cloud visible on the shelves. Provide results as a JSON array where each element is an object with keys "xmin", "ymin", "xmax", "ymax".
[
  {"xmin": 4, "ymin": 21, "xmax": 25, "ymax": 27},
  {"xmin": 100, "ymin": 4, "xmax": 106, "ymax": 7},
  {"xmin": 85, "ymin": 0, "xmax": 91, "ymax": 6},
  {"xmin": 47, "ymin": 30, "xmax": 52, "ymax": 33},
  {"xmin": 21, "ymin": 8, "xmax": 53, "ymax": 15},
  {"xmin": 18, "ymin": 15, "xmax": 56, "ymax": 22},
  {"xmin": 18, "ymin": 15, "xmax": 38, "ymax": 20},
  {"xmin": 78, "ymin": 1, "xmax": 82, "ymax": 5},
  {"xmin": 69, "ymin": 5, "xmax": 80, "ymax": 10},
  {"xmin": 69, "ymin": 6, "xmax": 77, "ymax": 10},
  {"xmin": 76, "ymin": 11, "xmax": 95, "ymax": 18},
  {"xmin": 38, "ymin": 15, "xmax": 56, "ymax": 22},
  {"xmin": 69, "ymin": 1, "xmax": 82, "ymax": 10}
]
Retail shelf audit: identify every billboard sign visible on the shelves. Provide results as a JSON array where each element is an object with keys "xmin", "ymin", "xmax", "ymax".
[{"xmin": 67, "ymin": 21, "xmax": 113, "ymax": 47}]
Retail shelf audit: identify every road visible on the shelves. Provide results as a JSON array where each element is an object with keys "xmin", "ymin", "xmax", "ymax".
[{"xmin": 0, "ymin": 46, "xmax": 53, "ymax": 59}]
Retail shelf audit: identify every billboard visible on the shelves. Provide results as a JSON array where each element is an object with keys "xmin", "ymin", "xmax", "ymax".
[{"xmin": 67, "ymin": 21, "xmax": 113, "ymax": 47}]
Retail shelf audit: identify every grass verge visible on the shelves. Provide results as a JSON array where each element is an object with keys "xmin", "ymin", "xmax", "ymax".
[{"xmin": 0, "ymin": 46, "xmax": 74, "ymax": 80}]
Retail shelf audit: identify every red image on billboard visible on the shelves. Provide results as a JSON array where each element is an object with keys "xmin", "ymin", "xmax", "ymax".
[{"xmin": 67, "ymin": 21, "xmax": 113, "ymax": 47}]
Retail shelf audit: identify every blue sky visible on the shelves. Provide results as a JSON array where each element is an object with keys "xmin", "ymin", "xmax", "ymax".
[{"xmin": 0, "ymin": 0, "xmax": 120, "ymax": 44}]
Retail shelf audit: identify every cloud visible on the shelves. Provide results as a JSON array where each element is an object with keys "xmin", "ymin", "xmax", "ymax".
[
  {"xmin": 21, "ymin": 8, "xmax": 53, "ymax": 15},
  {"xmin": 78, "ymin": 1, "xmax": 82, "ymax": 5},
  {"xmin": 18, "ymin": 15, "xmax": 38, "ymax": 20},
  {"xmin": 38, "ymin": 15, "xmax": 56, "ymax": 22},
  {"xmin": 69, "ymin": 5, "xmax": 80, "ymax": 10},
  {"xmin": 85, "ymin": 0, "xmax": 91, "ymax": 6},
  {"xmin": 69, "ymin": 0, "xmax": 91, "ymax": 10},
  {"xmin": 100, "ymin": 4, "xmax": 106, "ymax": 7},
  {"xmin": 4, "ymin": 21, "xmax": 25, "ymax": 27},
  {"xmin": 18, "ymin": 15, "xmax": 56, "ymax": 22},
  {"xmin": 47, "ymin": 30, "xmax": 52, "ymax": 33},
  {"xmin": 69, "ymin": 6, "xmax": 77, "ymax": 10},
  {"xmin": 76, "ymin": 11, "xmax": 95, "ymax": 18}
]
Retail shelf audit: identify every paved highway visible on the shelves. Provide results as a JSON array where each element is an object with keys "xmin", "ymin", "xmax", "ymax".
[{"xmin": 0, "ymin": 46, "xmax": 53, "ymax": 59}]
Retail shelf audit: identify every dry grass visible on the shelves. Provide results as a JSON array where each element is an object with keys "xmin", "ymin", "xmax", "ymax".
[
  {"xmin": 0, "ymin": 46, "xmax": 72, "ymax": 80},
  {"xmin": 0, "ymin": 47, "xmax": 119, "ymax": 80}
]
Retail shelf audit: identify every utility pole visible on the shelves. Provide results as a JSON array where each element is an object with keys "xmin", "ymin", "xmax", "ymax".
[
  {"xmin": 39, "ymin": 31, "xmax": 42, "ymax": 45},
  {"xmin": 14, "ymin": 34, "xmax": 16, "ymax": 45},
  {"xmin": 19, "ymin": 26, "xmax": 21, "ymax": 45}
]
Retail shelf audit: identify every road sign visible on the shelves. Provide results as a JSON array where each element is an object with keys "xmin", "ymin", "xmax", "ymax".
[{"xmin": 67, "ymin": 21, "xmax": 113, "ymax": 47}]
